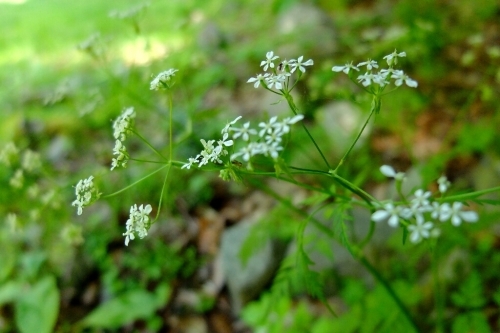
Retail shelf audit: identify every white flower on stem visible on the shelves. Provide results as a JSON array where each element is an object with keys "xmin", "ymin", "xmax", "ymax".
[
  {"xmin": 411, "ymin": 189, "xmax": 432, "ymax": 208},
  {"xmin": 357, "ymin": 73, "xmax": 375, "ymax": 87},
  {"xmin": 150, "ymin": 68, "xmax": 178, "ymax": 90},
  {"xmin": 259, "ymin": 141, "xmax": 283, "ymax": 159},
  {"xmin": 438, "ymin": 176, "xmax": 451, "ymax": 193},
  {"xmin": 247, "ymin": 73, "xmax": 270, "ymax": 88},
  {"xmin": 372, "ymin": 73, "xmax": 390, "ymax": 86},
  {"xmin": 380, "ymin": 165, "xmax": 406, "ymax": 181},
  {"xmin": 275, "ymin": 114, "xmax": 304, "ymax": 134},
  {"xmin": 431, "ymin": 201, "xmax": 446, "ymax": 220},
  {"xmin": 290, "ymin": 56, "xmax": 314, "ymax": 73},
  {"xmin": 264, "ymin": 130, "xmax": 283, "ymax": 145},
  {"xmin": 113, "ymin": 107, "xmax": 136, "ymax": 141},
  {"xmin": 407, "ymin": 215, "xmax": 434, "ymax": 243},
  {"xmin": 439, "ymin": 202, "xmax": 479, "ymax": 226},
  {"xmin": 221, "ymin": 116, "xmax": 242, "ymax": 134},
  {"xmin": 231, "ymin": 122, "xmax": 257, "ymax": 141},
  {"xmin": 182, "ymin": 157, "xmax": 199, "ymax": 170},
  {"xmin": 215, "ymin": 133, "xmax": 234, "ymax": 157},
  {"xmin": 383, "ymin": 50, "xmax": 407, "ymax": 66},
  {"xmin": 232, "ymin": 143, "xmax": 257, "ymax": 162},
  {"xmin": 357, "ymin": 59, "xmax": 378, "ymax": 70},
  {"xmin": 371, "ymin": 202, "xmax": 403, "ymax": 227},
  {"xmin": 123, "ymin": 204, "xmax": 153, "ymax": 246},
  {"xmin": 391, "ymin": 70, "xmax": 418, "ymax": 87},
  {"xmin": 72, "ymin": 175, "xmax": 101, "ymax": 215},
  {"xmin": 111, "ymin": 140, "xmax": 129, "ymax": 170},
  {"xmin": 265, "ymin": 74, "xmax": 288, "ymax": 90},
  {"xmin": 258, "ymin": 116, "xmax": 278, "ymax": 137},
  {"xmin": 332, "ymin": 62, "xmax": 359, "ymax": 74},
  {"xmin": 260, "ymin": 51, "xmax": 279, "ymax": 71}
]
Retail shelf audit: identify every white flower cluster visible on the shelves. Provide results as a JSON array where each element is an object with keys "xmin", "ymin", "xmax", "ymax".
[
  {"xmin": 72, "ymin": 175, "xmax": 101, "ymax": 215},
  {"xmin": 332, "ymin": 50, "xmax": 418, "ymax": 88},
  {"xmin": 247, "ymin": 51, "xmax": 314, "ymax": 90},
  {"xmin": 372, "ymin": 165, "xmax": 478, "ymax": 243},
  {"xmin": 150, "ymin": 68, "xmax": 178, "ymax": 91},
  {"xmin": 111, "ymin": 107, "xmax": 136, "ymax": 170},
  {"xmin": 122, "ymin": 203, "xmax": 153, "ymax": 246},
  {"xmin": 182, "ymin": 114, "xmax": 304, "ymax": 170},
  {"xmin": 0, "ymin": 142, "xmax": 19, "ymax": 167}
]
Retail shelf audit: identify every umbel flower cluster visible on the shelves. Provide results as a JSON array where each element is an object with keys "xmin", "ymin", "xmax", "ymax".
[
  {"xmin": 122, "ymin": 204, "xmax": 153, "ymax": 246},
  {"xmin": 332, "ymin": 49, "xmax": 418, "ymax": 89},
  {"xmin": 247, "ymin": 51, "xmax": 314, "ymax": 90},
  {"xmin": 111, "ymin": 107, "xmax": 135, "ymax": 170},
  {"xmin": 71, "ymin": 175, "xmax": 101, "ymax": 215},
  {"xmin": 372, "ymin": 165, "xmax": 478, "ymax": 243},
  {"xmin": 181, "ymin": 114, "xmax": 304, "ymax": 170}
]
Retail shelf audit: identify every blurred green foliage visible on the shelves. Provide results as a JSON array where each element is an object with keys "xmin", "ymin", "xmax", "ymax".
[{"xmin": 0, "ymin": 0, "xmax": 499, "ymax": 331}]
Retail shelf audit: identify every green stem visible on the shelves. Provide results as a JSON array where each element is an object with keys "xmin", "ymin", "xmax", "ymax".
[
  {"xmin": 333, "ymin": 100, "xmax": 377, "ymax": 173},
  {"xmin": 168, "ymin": 90, "xmax": 173, "ymax": 162},
  {"xmin": 282, "ymin": 91, "xmax": 331, "ymax": 169},
  {"xmin": 154, "ymin": 164, "xmax": 171, "ymax": 221},
  {"xmin": 359, "ymin": 256, "xmax": 420, "ymax": 332},
  {"xmin": 132, "ymin": 129, "xmax": 168, "ymax": 161},
  {"xmin": 102, "ymin": 164, "xmax": 169, "ymax": 198}
]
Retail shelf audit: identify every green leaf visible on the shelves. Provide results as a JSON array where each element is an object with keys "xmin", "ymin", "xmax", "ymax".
[
  {"xmin": 0, "ymin": 280, "xmax": 22, "ymax": 305},
  {"xmin": 452, "ymin": 311, "xmax": 491, "ymax": 333},
  {"xmin": 451, "ymin": 271, "xmax": 486, "ymax": 309},
  {"xmin": 82, "ymin": 289, "xmax": 161, "ymax": 329},
  {"xmin": 15, "ymin": 276, "xmax": 59, "ymax": 333}
]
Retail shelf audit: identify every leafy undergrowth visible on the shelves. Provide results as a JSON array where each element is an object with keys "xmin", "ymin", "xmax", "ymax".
[{"xmin": 0, "ymin": 0, "xmax": 499, "ymax": 332}]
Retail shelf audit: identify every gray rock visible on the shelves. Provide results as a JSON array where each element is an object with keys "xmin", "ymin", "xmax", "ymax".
[{"xmin": 220, "ymin": 216, "xmax": 287, "ymax": 313}]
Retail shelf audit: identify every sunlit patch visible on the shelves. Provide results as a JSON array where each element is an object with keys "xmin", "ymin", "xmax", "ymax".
[
  {"xmin": 117, "ymin": 37, "xmax": 179, "ymax": 66},
  {"xmin": 0, "ymin": 0, "xmax": 28, "ymax": 4}
]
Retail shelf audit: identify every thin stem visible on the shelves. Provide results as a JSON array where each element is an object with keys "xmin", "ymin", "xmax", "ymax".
[
  {"xmin": 154, "ymin": 164, "xmax": 171, "ymax": 221},
  {"xmin": 132, "ymin": 129, "xmax": 168, "ymax": 161},
  {"xmin": 102, "ymin": 164, "xmax": 169, "ymax": 198},
  {"xmin": 168, "ymin": 90, "xmax": 173, "ymax": 161},
  {"xmin": 359, "ymin": 256, "xmax": 420, "ymax": 332},
  {"xmin": 333, "ymin": 100, "xmax": 377, "ymax": 173},
  {"xmin": 282, "ymin": 91, "xmax": 331, "ymax": 170}
]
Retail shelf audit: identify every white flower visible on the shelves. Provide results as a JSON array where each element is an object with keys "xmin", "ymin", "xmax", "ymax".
[
  {"xmin": 411, "ymin": 189, "xmax": 432, "ymax": 208},
  {"xmin": 439, "ymin": 202, "xmax": 479, "ymax": 226},
  {"xmin": 247, "ymin": 73, "xmax": 270, "ymax": 88},
  {"xmin": 113, "ymin": 107, "xmax": 136, "ymax": 141},
  {"xmin": 0, "ymin": 142, "xmax": 19, "ymax": 166},
  {"xmin": 123, "ymin": 204, "xmax": 153, "ymax": 246},
  {"xmin": 379, "ymin": 165, "xmax": 405, "ymax": 181},
  {"xmin": 258, "ymin": 116, "xmax": 278, "ymax": 137},
  {"xmin": 357, "ymin": 73, "xmax": 375, "ymax": 87},
  {"xmin": 357, "ymin": 59, "xmax": 378, "ymax": 70},
  {"xmin": 259, "ymin": 141, "xmax": 283, "ymax": 159},
  {"xmin": 182, "ymin": 157, "xmax": 199, "ymax": 170},
  {"xmin": 290, "ymin": 56, "xmax": 314, "ymax": 73},
  {"xmin": 232, "ymin": 143, "xmax": 257, "ymax": 161},
  {"xmin": 260, "ymin": 51, "xmax": 279, "ymax": 71},
  {"xmin": 150, "ymin": 68, "xmax": 178, "ymax": 90},
  {"xmin": 332, "ymin": 62, "xmax": 359, "ymax": 74},
  {"xmin": 215, "ymin": 133, "xmax": 234, "ymax": 157},
  {"xmin": 391, "ymin": 70, "xmax": 418, "ymax": 87},
  {"xmin": 72, "ymin": 175, "xmax": 101, "ymax": 215},
  {"xmin": 407, "ymin": 215, "xmax": 433, "ymax": 243},
  {"xmin": 437, "ymin": 176, "xmax": 451, "ymax": 193},
  {"xmin": 231, "ymin": 122, "xmax": 257, "ymax": 141},
  {"xmin": 275, "ymin": 114, "xmax": 304, "ymax": 134},
  {"xmin": 265, "ymin": 74, "xmax": 288, "ymax": 90},
  {"xmin": 383, "ymin": 50, "xmax": 407, "ymax": 66},
  {"xmin": 371, "ymin": 202, "xmax": 403, "ymax": 227},
  {"xmin": 111, "ymin": 140, "xmax": 128, "ymax": 170},
  {"xmin": 21, "ymin": 150, "xmax": 41, "ymax": 173},
  {"xmin": 221, "ymin": 116, "xmax": 242, "ymax": 134}
]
